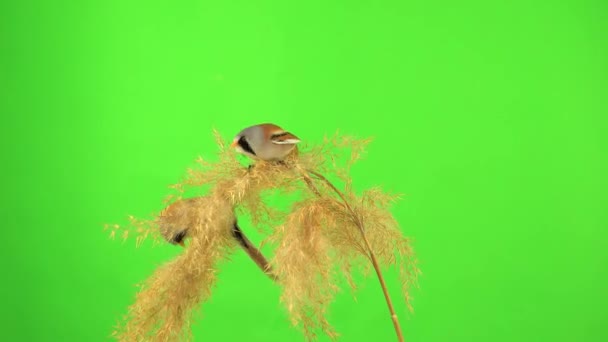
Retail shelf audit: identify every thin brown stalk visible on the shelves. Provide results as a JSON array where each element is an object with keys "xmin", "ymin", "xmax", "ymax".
[
  {"xmin": 306, "ymin": 169, "xmax": 405, "ymax": 342},
  {"xmin": 232, "ymin": 222, "xmax": 278, "ymax": 281},
  {"xmin": 300, "ymin": 168, "xmax": 322, "ymax": 197}
]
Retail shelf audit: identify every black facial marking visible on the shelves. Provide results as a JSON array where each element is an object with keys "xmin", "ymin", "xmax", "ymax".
[
  {"xmin": 238, "ymin": 136, "xmax": 256, "ymax": 155},
  {"xmin": 172, "ymin": 229, "xmax": 188, "ymax": 244}
]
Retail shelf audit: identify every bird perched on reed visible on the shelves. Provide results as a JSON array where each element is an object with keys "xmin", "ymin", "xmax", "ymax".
[
  {"xmin": 158, "ymin": 196, "xmax": 276, "ymax": 279},
  {"xmin": 231, "ymin": 123, "xmax": 301, "ymax": 161}
]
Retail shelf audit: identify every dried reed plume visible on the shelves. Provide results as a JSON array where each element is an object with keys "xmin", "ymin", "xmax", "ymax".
[{"xmin": 107, "ymin": 130, "xmax": 419, "ymax": 342}]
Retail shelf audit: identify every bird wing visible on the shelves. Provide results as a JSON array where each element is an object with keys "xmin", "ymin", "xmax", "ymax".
[{"xmin": 270, "ymin": 131, "xmax": 301, "ymax": 145}]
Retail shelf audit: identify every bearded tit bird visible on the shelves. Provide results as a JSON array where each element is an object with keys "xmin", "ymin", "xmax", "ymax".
[
  {"xmin": 158, "ymin": 197, "xmax": 276, "ymax": 279},
  {"xmin": 231, "ymin": 123, "xmax": 301, "ymax": 161}
]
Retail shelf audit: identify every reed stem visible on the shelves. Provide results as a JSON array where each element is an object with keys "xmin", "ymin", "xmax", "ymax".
[{"xmin": 305, "ymin": 169, "xmax": 405, "ymax": 342}]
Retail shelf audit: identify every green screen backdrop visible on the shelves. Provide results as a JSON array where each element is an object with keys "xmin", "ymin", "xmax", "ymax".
[{"xmin": 2, "ymin": 0, "xmax": 607, "ymax": 341}]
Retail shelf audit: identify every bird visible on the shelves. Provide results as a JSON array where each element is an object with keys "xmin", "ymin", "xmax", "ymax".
[
  {"xmin": 231, "ymin": 123, "xmax": 301, "ymax": 161},
  {"xmin": 158, "ymin": 196, "xmax": 277, "ymax": 280},
  {"xmin": 158, "ymin": 197, "xmax": 199, "ymax": 247}
]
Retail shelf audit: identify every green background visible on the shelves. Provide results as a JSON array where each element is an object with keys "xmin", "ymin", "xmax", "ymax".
[{"xmin": 2, "ymin": 0, "xmax": 607, "ymax": 341}]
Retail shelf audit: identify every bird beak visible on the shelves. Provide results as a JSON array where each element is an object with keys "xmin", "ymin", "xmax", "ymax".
[{"xmin": 230, "ymin": 137, "xmax": 239, "ymax": 147}]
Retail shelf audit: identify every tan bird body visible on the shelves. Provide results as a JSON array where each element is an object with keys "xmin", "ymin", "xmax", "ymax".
[{"xmin": 231, "ymin": 123, "xmax": 300, "ymax": 161}]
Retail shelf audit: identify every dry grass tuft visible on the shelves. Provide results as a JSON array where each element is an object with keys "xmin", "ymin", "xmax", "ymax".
[
  {"xmin": 107, "ymin": 129, "xmax": 419, "ymax": 341},
  {"xmin": 267, "ymin": 197, "xmax": 343, "ymax": 340},
  {"xmin": 266, "ymin": 183, "xmax": 419, "ymax": 340},
  {"xmin": 112, "ymin": 193, "xmax": 236, "ymax": 342}
]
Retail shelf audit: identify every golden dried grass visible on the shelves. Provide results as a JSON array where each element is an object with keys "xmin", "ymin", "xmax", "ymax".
[{"xmin": 107, "ymin": 129, "xmax": 419, "ymax": 342}]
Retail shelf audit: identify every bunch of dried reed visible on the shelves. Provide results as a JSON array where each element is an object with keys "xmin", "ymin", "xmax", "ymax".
[{"xmin": 107, "ymin": 130, "xmax": 419, "ymax": 342}]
